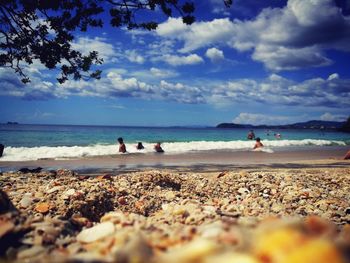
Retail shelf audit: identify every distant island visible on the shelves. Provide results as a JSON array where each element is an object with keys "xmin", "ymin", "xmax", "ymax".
[
  {"xmin": 6, "ymin": 122, "xmax": 18, "ymax": 125},
  {"xmin": 216, "ymin": 120, "xmax": 347, "ymax": 131}
]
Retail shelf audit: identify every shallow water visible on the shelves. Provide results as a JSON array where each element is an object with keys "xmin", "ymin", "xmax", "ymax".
[{"xmin": 0, "ymin": 124, "xmax": 349, "ymax": 161}]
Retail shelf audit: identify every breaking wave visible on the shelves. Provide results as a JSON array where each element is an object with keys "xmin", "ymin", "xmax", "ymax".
[{"xmin": 0, "ymin": 139, "xmax": 346, "ymax": 161}]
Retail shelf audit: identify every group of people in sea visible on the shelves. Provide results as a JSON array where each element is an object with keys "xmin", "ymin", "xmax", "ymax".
[
  {"xmin": 247, "ymin": 130, "xmax": 284, "ymax": 151},
  {"xmin": 117, "ymin": 137, "xmax": 164, "ymax": 154},
  {"xmin": 247, "ymin": 130, "xmax": 265, "ymax": 150},
  {"xmin": 247, "ymin": 130, "xmax": 281, "ymax": 140}
]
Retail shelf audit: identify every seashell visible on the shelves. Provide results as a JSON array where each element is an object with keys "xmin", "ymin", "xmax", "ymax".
[
  {"xmin": 161, "ymin": 238, "xmax": 218, "ymax": 263},
  {"xmin": 19, "ymin": 195, "xmax": 32, "ymax": 208},
  {"xmin": 47, "ymin": 186, "xmax": 61, "ymax": 194},
  {"xmin": 77, "ymin": 222, "xmax": 115, "ymax": 243},
  {"xmin": 62, "ymin": 188, "xmax": 76, "ymax": 199},
  {"xmin": 238, "ymin": 188, "xmax": 250, "ymax": 195},
  {"xmin": 35, "ymin": 202, "xmax": 50, "ymax": 214},
  {"xmin": 101, "ymin": 211, "xmax": 126, "ymax": 224}
]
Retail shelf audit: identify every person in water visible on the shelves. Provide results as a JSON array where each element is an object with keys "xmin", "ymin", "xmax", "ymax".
[
  {"xmin": 274, "ymin": 133, "xmax": 282, "ymax": 139},
  {"xmin": 247, "ymin": 130, "xmax": 255, "ymax": 140},
  {"xmin": 253, "ymin": 137, "xmax": 264, "ymax": 149},
  {"xmin": 0, "ymin": 143, "xmax": 4, "ymax": 158},
  {"xmin": 117, "ymin": 137, "xmax": 126, "ymax": 153},
  {"xmin": 136, "ymin": 142, "xmax": 144, "ymax": 150},
  {"xmin": 154, "ymin": 142, "xmax": 164, "ymax": 153}
]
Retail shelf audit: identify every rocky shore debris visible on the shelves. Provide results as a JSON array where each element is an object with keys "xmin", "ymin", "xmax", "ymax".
[
  {"xmin": 0, "ymin": 168, "xmax": 349, "ymax": 262},
  {"xmin": 18, "ymin": 167, "xmax": 43, "ymax": 174}
]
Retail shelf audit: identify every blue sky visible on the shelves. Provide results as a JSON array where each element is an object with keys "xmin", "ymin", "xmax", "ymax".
[{"xmin": 0, "ymin": 0, "xmax": 350, "ymax": 126}]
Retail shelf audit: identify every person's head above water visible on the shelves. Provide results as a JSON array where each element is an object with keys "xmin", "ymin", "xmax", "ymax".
[
  {"xmin": 117, "ymin": 137, "xmax": 124, "ymax": 144},
  {"xmin": 256, "ymin": 137, "xmax": 261, "ymax": 142},
  {"xmin": 137, "ymin": 142, "xmax": 144, "ymax": 149}
]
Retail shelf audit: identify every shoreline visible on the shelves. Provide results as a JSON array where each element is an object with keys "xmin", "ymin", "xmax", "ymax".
[{"xmin": 0, "ymin": 145, "xmax": 349, "ymax": 173}]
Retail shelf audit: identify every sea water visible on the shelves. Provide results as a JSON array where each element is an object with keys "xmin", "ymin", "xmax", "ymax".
[{"xmin": 0, "ymin": 124, "xmax": 349, "ymax": 161}]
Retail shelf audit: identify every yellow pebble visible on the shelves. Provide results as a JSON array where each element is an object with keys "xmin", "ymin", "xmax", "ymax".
[
  {"xmin": 204, "ymin": 252, "xmax": 259, "ymax": 263},
  {"xmin": 254, "ymin": 228, "xmax": 306, "ymax": 263},
  {"xmin": 282, "ymin": 239, "xmax": 344, "ymax": 263}
]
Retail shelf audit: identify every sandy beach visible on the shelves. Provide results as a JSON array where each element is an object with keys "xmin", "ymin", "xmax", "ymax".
[{"xmin": 1, "ymin": 148, "xmax": 350, "ymax": 262}]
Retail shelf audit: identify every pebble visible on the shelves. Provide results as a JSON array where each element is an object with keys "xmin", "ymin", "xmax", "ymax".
[
  {"xmin": 77, "ymin": 222, "xmax": 115, "ymax": 243},
  {"xmin": 19, "ymin": 194, "xmax": 32, "ymax": 208},
  {"xmin": 0, "ymin": 167, "xmax": 349, "ymax": 262},
  {"xmin": 35, "ymin": 202, "xmax": 50, "ymax": 213}
]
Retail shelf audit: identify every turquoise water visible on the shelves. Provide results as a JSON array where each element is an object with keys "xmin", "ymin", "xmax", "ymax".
[
  {"xmin": 0, "ymin": 124, "xmax": 349, "ymax": 161},
  {"xmin": 1, "ymin": 124, "xmax": 350, "ymax": 147}
]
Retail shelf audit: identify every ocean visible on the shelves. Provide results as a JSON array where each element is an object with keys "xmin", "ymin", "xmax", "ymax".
[{"xmin": 0, "ymin": 124, "xmax": 349, "ymax": 161}]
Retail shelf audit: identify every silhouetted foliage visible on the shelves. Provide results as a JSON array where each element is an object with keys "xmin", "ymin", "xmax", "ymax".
[{"xmin": 0, "ymin": 0, "xmax": 232, "ymax": 83}]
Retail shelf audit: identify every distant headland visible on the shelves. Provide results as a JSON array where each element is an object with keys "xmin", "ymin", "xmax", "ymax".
[{"xmin": 216, "ymin": 119, "xmax": 350, "ymax": 132}]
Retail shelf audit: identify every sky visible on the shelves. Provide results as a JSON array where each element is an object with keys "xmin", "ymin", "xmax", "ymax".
[{"xmin": 0, "ymin": 0, "xmax": 350, "ymax": 126}]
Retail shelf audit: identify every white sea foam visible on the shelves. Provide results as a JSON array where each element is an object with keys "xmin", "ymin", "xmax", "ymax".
[{"xmin": 0, "ymin": 139, "xmax": 346, "ymax": 161}]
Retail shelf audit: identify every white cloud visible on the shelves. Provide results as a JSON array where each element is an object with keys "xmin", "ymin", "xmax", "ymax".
[
  {"xmin": 209, "ymin": 73, "xmax": 350, "ymax": 108},
  {"xmin": 54, "ymin": 70, "xmax": 205, "ymax": 104},
  {"xmin": 156, "ymin": 18, "xmax": 234, "ymax": 53},
  {"xmin": 125, "ymin": 50, "xmax": 145, "ymax": 64},
  {"xmin": 156, "ymin": 54, "xmax": 204, "ymax": 66},
  {"xmin": 156, "ymin": 0, "xmax": 350, "ymax": 71},
  {"xmin": 328, "ymin": 73, "xmax": 339, "ymax": 81},
  {"xmin": 205, "ymin": 48, "xmax": 225, "ymax": 63},
  {"xmin": 0, "ymin": 68, "xmax": 56, "ymax": 100},
  {"xmin": 320, "ymin": 112, "xmax": 347, "ymax": 122},
  {"xmin": 1, "ymin": 65, "xmax": 349, "ymax": 110},
  {"xmin": 150, "ymin": 67, "xmax": 178, "ymax": 78},
  {"xmin": 159, "ymin": 80, "xmax": 205, "ymax": 104},
  {"xmin": 233, "ymin": 112, "xmax": 291, "ymax": 125},
  {"xmin": 72, "ymin": 37, "xmax": 118, "ymax": 63},
  {"xmin": 157, "ymin": 17, "xmax": 189, "ymax": 36},
  {"xmin": 251, "ymin": 46, "xmax": 332, "ymax": 71}
]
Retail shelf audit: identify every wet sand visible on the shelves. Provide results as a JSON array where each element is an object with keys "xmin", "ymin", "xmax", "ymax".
[{"xmin": 0, "ymin": 146, "xmax": 348, "ymax": 173}]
